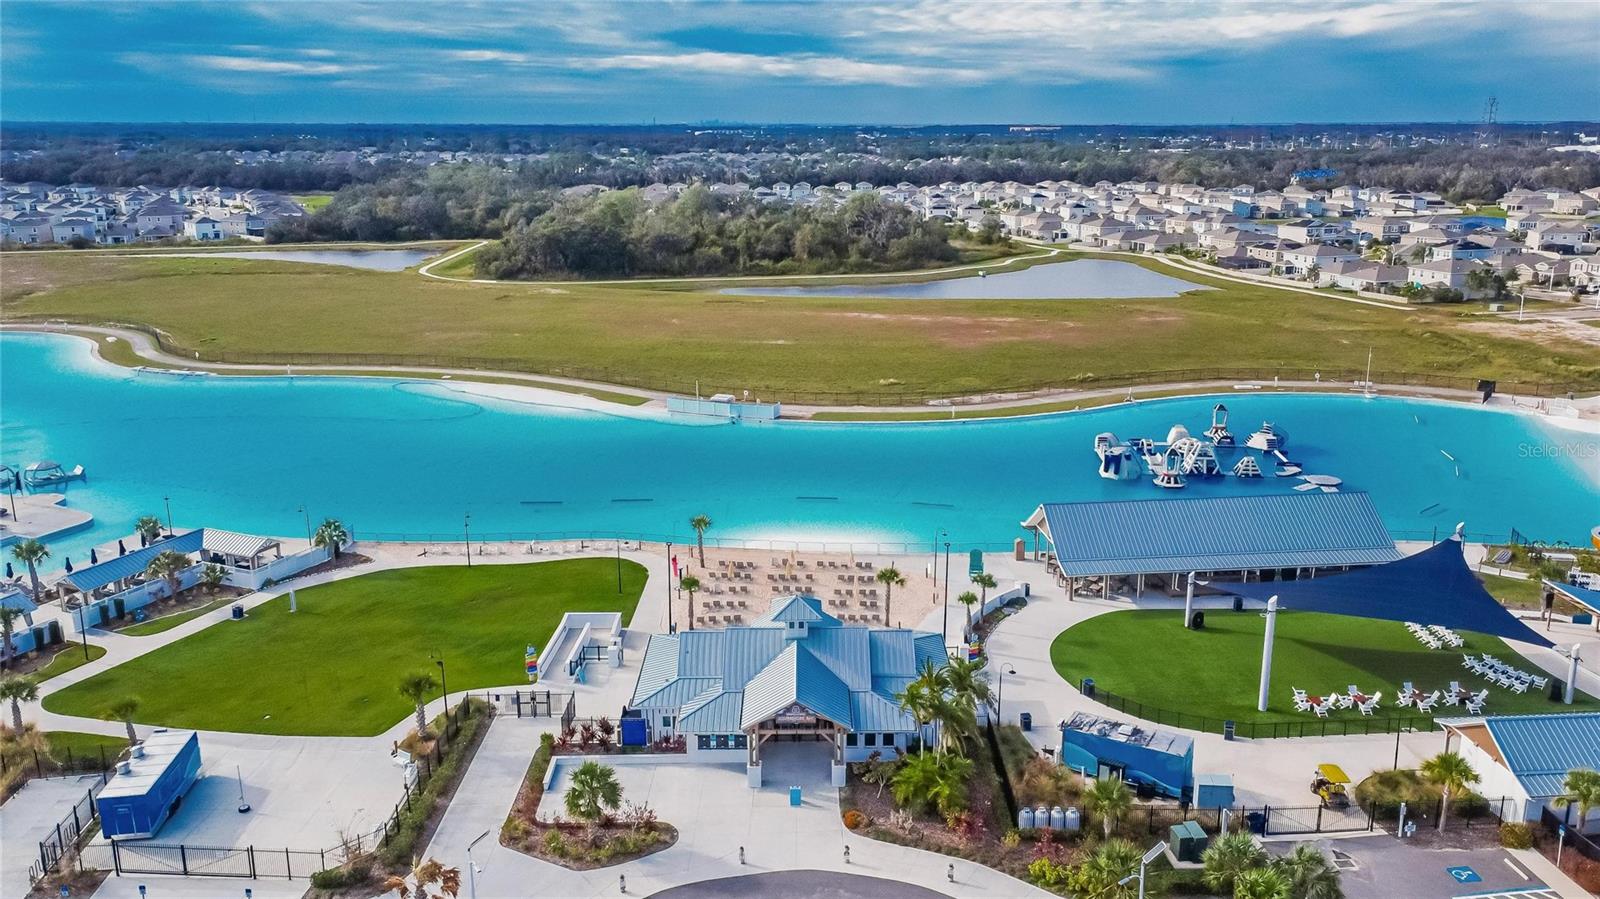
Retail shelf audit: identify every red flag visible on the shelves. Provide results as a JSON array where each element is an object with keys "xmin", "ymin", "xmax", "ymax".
[{"xmin": 671, "ymin": 555, "xmax": 679, "ymax": 577}]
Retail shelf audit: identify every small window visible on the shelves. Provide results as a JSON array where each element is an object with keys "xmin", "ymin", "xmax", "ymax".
[
  {"xmin": 697, "ymin": 735, "xmax": 711, "ymax": 750},
  {"xmin": 662, "ymin": 716, "xmax": 674, "ymax": 728},
  {"xmin": 716, "ymin": 734, "xmax": 730, "ymax": 750},
  {"xmin": 734, "ymin": 735, "xmax": 749, "ymax": 749},
  {"xmin": 863, "ymin": 734, "xmax": 877, "ymax": 747},
  {"xmin": 845, "ymin": 733, "xmax": 858, "ymax": 746},
  {"xmin": 882, "ymin": 733, "xmax": 895, "ymax": 746}
]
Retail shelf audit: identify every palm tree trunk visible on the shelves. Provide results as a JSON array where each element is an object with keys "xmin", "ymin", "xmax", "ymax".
[
  {"xmin": 125, "ymin": 719, "xmax": 137, "ymax": 745},
  {"xmin": 415, "ymin": 703, "xmax": 427, "ymax": 736},
  {"xmin": 1103, "ymin": 815, "xmax": 1112, "ymax": 840},
  {"xmin": 696, "ymin": 534, "xmax": 705, "ymax": 567},
  {"xmin": 26, "ymin": 561, "xmax": 41, "ymax": 600},
  {"xmin": 1438, "ymin": 788, "xmax": 1450, "ymax": 832},
  {"xmin": 11, "ymin": 698, "xmax": 22, "ymax": 732},
  {"xmin": 1, "ymin": 621, "xmax": 13, "ymax": 669},
  {"xmin": 884, "ymin": 584, "xmax": 892, "ymax": 626}
]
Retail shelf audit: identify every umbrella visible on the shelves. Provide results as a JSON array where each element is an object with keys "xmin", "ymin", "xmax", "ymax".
[
  {"xmin": 118, "ymin": 539, "xmax": 127, "ymax": 556},
  {"xmin": 89, "ymin": 548, "xmax": 99, "ymax": 565},
  {"xmin": 140, "ymin": 533, "xmax": 147, "ymax": 547},
  {"xmin": 63, "ymin": 556, "xmax": 73, "ymax": 573},
  {"xmin": 3, "ymin": 562, "xmax": 11, "ymax": 579}
]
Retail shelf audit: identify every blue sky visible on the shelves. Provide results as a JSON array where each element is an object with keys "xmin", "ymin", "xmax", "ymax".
[{"xmin": 3, "ymin": 1, "xmax": 1596, "ymax": 124}]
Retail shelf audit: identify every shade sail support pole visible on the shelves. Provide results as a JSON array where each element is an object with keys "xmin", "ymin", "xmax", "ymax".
[{"xmin": 1257, "ymin": 595, "xmax": 1279, "ymax": 713}]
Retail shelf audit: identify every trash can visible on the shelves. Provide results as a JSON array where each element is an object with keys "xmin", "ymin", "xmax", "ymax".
[
  {"xmin": 1081, "ymin": 678, "xmax": 1095, "ymax": 699},
  {"xmin": 789, "ymin": 786, "xmax": 802, "ymax": 807},
  {"xmin": 1190, "ymin": 610, "xmax": 1205, "ymax": 630},
  {"xmin": 1223, "ymin": 719, "xmax": 1236, "ymax": 741},
  {"xmin": 1574, "ymin": 613, "xmax": 1594, "ymax": 626},
  {"xmin": 230, "ymin": 604, "xmax": 245, "ymax": 620},
  {"xmin": 1232, "ymin": 597, "xmax": 1244, "ymax": 612},
  {"xmin": 1550, "ymin": 679, "xmax": 1566, "ymax": 701},
  {"xmin": 1020, "ymin": 711, "xmax": 1033, "ymax": 732}
]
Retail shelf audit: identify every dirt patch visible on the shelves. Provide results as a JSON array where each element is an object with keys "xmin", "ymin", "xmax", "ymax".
[{"xmin": 1460, "ymin": 318, "xmax": 1600, "ymax": 349}]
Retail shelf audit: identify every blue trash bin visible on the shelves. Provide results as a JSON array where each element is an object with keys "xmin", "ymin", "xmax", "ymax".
[
  {"xmin": 1223, "ymin": 720, "xmax": 1236, "ymax": 741},
  {"xmin": 789, "ymin": 786, "xmax": 802, "ymax": 807},
  {"xmin": 1082, "ymin": 678, "xmax": 1096, "ymax": 699},
  {"xmin": 1020, "ymin": 711, "xmax": 1033, "ymax": 732}
]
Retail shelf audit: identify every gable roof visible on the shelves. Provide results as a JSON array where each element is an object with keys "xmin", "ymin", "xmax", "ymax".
[
  {"xmin": 1482, "ymin": 713, "xmax": 1600, "ymax": 798},
  {"xmin": 751, "ymin": 594, "xmax": 839, "ymax": 627},
  {"xmin": 741, "ymin": 642, "xmax": 855, "ymax": 730},
  {"xmin": 61, "ymin": 529, "xmax": 205, "ymax": 593}
]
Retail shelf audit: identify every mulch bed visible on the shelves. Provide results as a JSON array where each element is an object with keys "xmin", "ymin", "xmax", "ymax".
[
  {"xmin": 100, "ymin": 584, "xmax": 251, "ymax": 632},
  {"xmin": 287, "ymin": 551, "xmax": 373, "ymax": 581},
  {"xmin": 501, "ymin": 737, "xmax": 678, "ymax": 870}
]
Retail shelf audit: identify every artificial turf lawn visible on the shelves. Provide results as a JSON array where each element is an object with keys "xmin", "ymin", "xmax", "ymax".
[
  {"xmin": 44, "ymin": 559, "xmax": 648, "ymax": 736},
  {"xmin": 117, "ymin": 598, "xmax": 234, "ymax": 636},
  {"xmin": 6, "ymin": 249, "xmax": 1594, "ymax": 400},
  {"xmin": 1051, "ymin": 609, "xmax": 1600, "ymax": 725}
]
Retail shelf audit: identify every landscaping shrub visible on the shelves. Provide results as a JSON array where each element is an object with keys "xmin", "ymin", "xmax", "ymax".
[
  {"xmin": 1500, "ymin": 822, "xmax": 1534, "ymax": 849},
  {"xmin": 309, "ymin": 860, "xmax": 370, "ymax": 889},
  {"xmin": 842, "ymin": 809, "xmax": 868, "ymax": 831},
  {"xmin": 379, "ymin": 700, "xmax": 488, "ymax": 866}
]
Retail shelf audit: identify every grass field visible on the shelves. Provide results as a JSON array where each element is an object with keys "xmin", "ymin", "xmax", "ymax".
[
  {"xmin": 117, "ymin": 598, "xmax": 234, "ymax": 636},
  {"xmin": 292, "ymin": 193, "xmax": 334, "ymax": 212},
  {"xmin": 31, "ymin": 643, "xmax": 106, "ymax": 682},
  {"xmin": 45, "ymin": 730, "xmax": 128, "ymax": 763},
  {"xmin": 3, "ymin": 250, "xmax": 1596, "ymax": 401},
  {"xmin": 1051, "ymin": 609, "xmax": 1598, "ymax": 724},
  {"xmin": 44, "ymin": 559, "xmax": 648, "ymax": 735}
]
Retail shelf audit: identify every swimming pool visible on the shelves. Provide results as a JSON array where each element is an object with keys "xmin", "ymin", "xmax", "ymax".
[
  {"xmin": 720, "ymin": 259, "xmax": 1205, "ymax": 299},
  {"xmin": 2, "ymin": 331, "xmax": 1595, "ymax": 571}
]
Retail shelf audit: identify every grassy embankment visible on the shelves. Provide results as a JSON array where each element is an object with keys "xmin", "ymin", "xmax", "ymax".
[{"xmin": 4, "ymin": 249, "xmax": 1596, "ymax": 403}]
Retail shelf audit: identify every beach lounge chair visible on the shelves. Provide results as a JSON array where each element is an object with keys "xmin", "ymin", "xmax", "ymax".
[
  {"xmin": 1510, "ymin": 679, "xmax": 1529, "ymax": 694},
  {"xmin": 1313, "ymin": 703, "xmax": 1330, "ymax": 718},
  {"xmin": 1464, "ymin": 698, "xmax": 1485, "ymax": 714}
]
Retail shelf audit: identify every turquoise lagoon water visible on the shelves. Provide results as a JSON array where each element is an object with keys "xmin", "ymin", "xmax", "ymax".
[
  {"xmin": 721, "ymin": 259, "xmax": 1204, "ymax": 299},
  {"xmin": 159, "ymin": 248, "xmax": 437, "ymax": 271},
  {"xmin": 1, "ymin": 332, "xmax": 1595, "ymax": 572}
]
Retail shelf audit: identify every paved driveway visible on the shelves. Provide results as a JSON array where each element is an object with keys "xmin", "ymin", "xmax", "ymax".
[
  {"xmin": 1, "ymin": 774, "xmax": 100, "ymax": 899},
  {"xmin": 1313, "ymin": 836, "xmax": 1558, "ymax": 899}
]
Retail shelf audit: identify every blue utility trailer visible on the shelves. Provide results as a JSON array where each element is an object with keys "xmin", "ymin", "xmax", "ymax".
[
  {"xmin": 1059, "ymin": 712, "xmax": 1193, "ymax": 800},
  {"xmin": 97, "ymin": 729, "xmax": 201, "ymax": 840}
]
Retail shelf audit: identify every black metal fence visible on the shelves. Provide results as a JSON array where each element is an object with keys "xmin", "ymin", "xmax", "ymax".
[
  {"xmin": 29, "ymin": 696, "xmax": 487, "ymax": 889},
  {"xmin": 115, "ymin": 322, "xmax": 1583, "ymax": 403},
  {"xmin": 1082, "ymin": 681, "xmax": 1443, "ymax": 739}
]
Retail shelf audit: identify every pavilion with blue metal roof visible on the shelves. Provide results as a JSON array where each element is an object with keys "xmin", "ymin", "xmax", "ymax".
[
  {"xmin": 1021, "ymin": 491, "xmax": 1401, "ymax": 598},
  {"xmin": 1439, "ymin": 712, "xmax": 1600, "ymax": 829},
  {"xmin": 628, "ymin": 594, "xmax": 946, "ymax": 786}
]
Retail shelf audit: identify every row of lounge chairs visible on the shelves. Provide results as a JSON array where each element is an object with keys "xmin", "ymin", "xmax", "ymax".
[
  {"xmin": 1405, "ymin": 621, "xmax": 1464, "ymax": 649},
  {"xmin": 1464, "ymin": 654, "xmax": 1547, "ymax": 693}
]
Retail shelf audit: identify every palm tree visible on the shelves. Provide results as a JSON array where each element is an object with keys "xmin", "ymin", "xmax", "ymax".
[
  {"xmin": 0, "ymin": 675, "xmax": 38, "ymax": 731},
  {"xmin": 1553, "ymin": 768, "xmax": 1600, "ymax": 832},
  {"xmin": 679, "ymin": 575, "xmax": 700, "ymax": 630},
  {"xmin": 956, "ymin": 591, "xmax": 980, "ymax": 640},
  {"xmin": 942, "ymin": 655, "xmax": 992, "ymax": 717},
  {"xmin": 1273, "ymin": 843, "xmax": 1343, "ymax": 899},
  {"xmin": 144, "ymin": 550, "xmax": 190, "ymax": 602},
  {"xmin": 875, "ymin": 565, "xmax": 906, "ymax": 626},
  {"xmin": 564, "ymin": 761, "xmax": 623, "ymax": 828},
  {"xmin": 134, "ymin": 515, "xmax": 164, "ymax": 544},
  {"xmin": 200, "ymin": 563, "xmax": 227, "ymax": 594},
  {"xmin": 0, "ymin": 606, "xmax": 20, "ymax": 670},
  {"xmin": 1067, "ymin": 839, "xmax": 1140, "ymax": 898},
  {"xmin": 1421, "ymin": 750, "xmax": 1480, "ymax": 831},
  {"xmin": 970, "ymin": 571, "xmax": 996, "ymax": 608},
  {"xmin": 104, "ymin": 697, "xmax": 141, "ymax": 745},
  {"xmin": 313, "ymin": 518, "xmax": 349, "ymax": 558},
  {"xmin": 382, "ymin": 857, "xmax": 462, "ymax": 899},
  {"xmin": 1234, "ymin": 866, "xmax": 1291, "ymax": 899},
  {"xmin": 10, "ymin": 539, "xmax": 50, "ymax": 600},
  {"xmin": 689, "ymin": 515, "xmax": 712, "ymax": 567},
  {"xmin": 398, "ymin": 672, "xmax": 438, "ymax": 737},
  {"xmin": 896, "ymin": 660, "xmax": 952, "ymax": 752},
  {"xmin": 890, "ymin": 750, "xmax": 972, "ymax": 817},
  {"xmin": 1085, "ymin": 774, "xmax": 1134, "ymax": 839},
  {"xmin": 1203, "ymin": 831, "xmax": 1268, "ymax": 894}
]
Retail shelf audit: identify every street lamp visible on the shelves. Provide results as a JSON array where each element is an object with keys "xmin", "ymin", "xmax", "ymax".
[
  {"xmin": 1116, "ymin": 840, "xmax": 1168, "ymax": 899},
  {"xmin": 297, "ymin": 505, "xmax": 312, "ymax": 543},
  {"xmin": 466, "ymin": 829, "xmax": 490, "ymax": 899},
  {"xmin": 434, "ymin": 655, "xmax": 449, "ymax": 711},
  {"xmin": 163, "ymin": 496, "xmax": 174, "ymax": 536},
  {"xmin": 463, "ymin": 512, "xmax": 472, "ymax": 568},
  {"xmin": 996, "ymin": 664, "xmax": 1016, "ymax": 724},
  {"xmin": 942, "ymin": 539, "xmax": 952, "ymax": 648}
]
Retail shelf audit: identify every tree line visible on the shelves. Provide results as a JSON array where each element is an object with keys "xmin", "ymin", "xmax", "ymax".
[{"xmin": 471, "ymin": 186, "xmax": 964, "ymax": 279}]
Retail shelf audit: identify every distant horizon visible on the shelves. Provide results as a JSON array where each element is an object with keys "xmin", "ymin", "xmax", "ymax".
[
  {"xmin": 4, "ymin": 1, "xmax": 1595, "ymax": 125},
  {"xmin": 6, "ymin": 118, "xmax": 1598, "ymax": 129}
]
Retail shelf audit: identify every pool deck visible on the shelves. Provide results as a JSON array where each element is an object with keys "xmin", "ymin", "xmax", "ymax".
[
  {"xmin": 0, "ymin": 491, "xmax": 93, "ymax": 546},
  {"xmin": 9, "ymin": 322, "xmax": 1599, "ymax": 428}
]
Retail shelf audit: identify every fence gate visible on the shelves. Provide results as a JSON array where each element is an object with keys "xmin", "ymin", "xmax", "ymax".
[
  {"xmin": 112, "ymin": 842, "xmax": 257, "ymax": 878},
  {"xmin": 505, "ymin": 689, "xmax": 572, "ymax": 718}
]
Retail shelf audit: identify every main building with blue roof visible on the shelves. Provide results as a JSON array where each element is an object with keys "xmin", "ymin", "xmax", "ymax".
[
  {"xmin": 1440, "ymin": 712, "xmax": 1600, "ymax": 832},
  {"xmin": 628, "ymin": 593, "xmax": 947, "ymax": 786}
]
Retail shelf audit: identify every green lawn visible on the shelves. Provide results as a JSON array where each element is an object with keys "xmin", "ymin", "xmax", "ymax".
[
  {"xmin": 5, "ymin": 250, "xmax": 1595, "ymax": 401},
  {"xmin": 292, "ymin": 193, "xmax": 334, "ymax": 212},
  {"xmin": 1479, "ymin": 573, "xmax": 1546, "ymax": 610},
  {"xmin": 45, "ymin": 730, "xmax": 128, "ymax": 766},
  {"xmin": 1051, "ymin": 610, "xmax": 1598, "ymax": 725},
  {"xmin": 45, "ymin": 559, "xmax": 647, "ymax": 736},
  {"xmin": 118, "ymin": 598, "xmax": 234, "ymax": 636},
  {"xmin": 32, "ymin": 643, "xmax": 106, "ymax": 682}
]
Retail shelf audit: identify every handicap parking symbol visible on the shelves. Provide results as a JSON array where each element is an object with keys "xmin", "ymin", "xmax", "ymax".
[{"xmin": 1446, "ymin": 865, "xmax": 1482, "ymax": 884}]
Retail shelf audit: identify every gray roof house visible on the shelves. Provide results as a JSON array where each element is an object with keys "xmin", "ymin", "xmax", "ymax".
[{"xmin": 628, "ymin": 594, "xmax": 947, "ymax": 786}]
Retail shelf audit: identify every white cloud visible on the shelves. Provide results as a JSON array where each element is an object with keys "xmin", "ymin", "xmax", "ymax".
[{"xmin": 587, "ymin": 50, "xmax": 975, "ymax": 86}]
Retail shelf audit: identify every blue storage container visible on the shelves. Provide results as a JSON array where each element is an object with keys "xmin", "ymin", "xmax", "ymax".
[
  {"xmin": 619, "ymin": 717, "xmax": 648, "ymax": 747},
  {"xmin": 97, "ymin": 730, "xmax": 202, "ymax": 840},
  {"xmin": 1193, "ymin": 773, "xmax": 1235, "ymax": 809}
]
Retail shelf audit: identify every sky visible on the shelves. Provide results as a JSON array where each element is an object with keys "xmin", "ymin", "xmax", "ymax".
[{"xmin": 2, "ymin": 1, "xmax": 1597, "ymax": 125}]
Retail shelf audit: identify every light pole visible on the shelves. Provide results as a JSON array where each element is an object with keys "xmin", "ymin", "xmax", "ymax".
[
  {"xmin": 163, "ymin": 496, "xmax": 174, "ymax": 536},
  {"xmin": 615, "ymin": 539, "xmax": 623, "ymax": 594},
  {"xmin": 298, "ymin": 505, "xmax": 312, "ymax": 543},
  {"xmin": 435, "ymin": 656, "xmax": 449, "ymax": 712},
  {"xmin": 665, "ymin": 542, "xmax": 675, "ymax": 634},
  {"xmin": 1116, "ymin": 840, "xmax": 1168, "ymax": 899},
  {"xmin": 463, "ymin": 512, "xmax": 472, "ymax": 568},
  {"xmin": 996, "ymin": 663, "xmax": 1016, "ymax": 724},
  {"xmin": 942, "ymin": 540, "xmax": 952, "ymax": 648},
  {"xmin": 466, "ymin": 828, "xmax": 490, "ymax": 899}
]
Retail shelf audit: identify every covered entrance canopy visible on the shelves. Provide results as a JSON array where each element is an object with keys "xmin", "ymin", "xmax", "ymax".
[
  {"xmin": 1229, "ymin": 532, "xmax": 1555, "ymax": 648},
  {"xmin": 1544, "ymin": 579, "xmax": 1600, "ymax": 629}
]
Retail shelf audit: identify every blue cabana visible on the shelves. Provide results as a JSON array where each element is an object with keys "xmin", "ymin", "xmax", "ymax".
[
  {"xmin": 1229, "ymin": 533, "xmax": 1554, "ymax": 648},
  {"xmin": 1059, "ymin": 711, "xmax": 1193, "ymax": 800}
]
